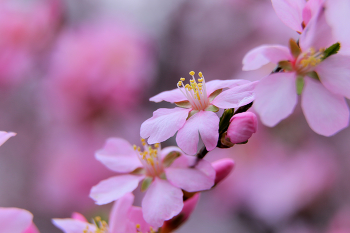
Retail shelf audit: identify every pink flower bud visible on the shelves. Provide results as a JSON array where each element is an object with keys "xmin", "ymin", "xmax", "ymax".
[
  {"xmin": 226, "ymin": 112, "xmax": 257, "ymax": 144},
  {"xmin": 212, "ymin": 158, "xmax": 235, "ymax": 185}
]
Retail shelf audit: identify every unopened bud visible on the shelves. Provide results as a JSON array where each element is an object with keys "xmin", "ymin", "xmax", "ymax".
[
  {"xmin": 212, "ymin": 158, "xmax": 235, "ymax": 185},
  {"xmin": 225, "ymin": 112, "xmax": 257, "ymax": 144}
]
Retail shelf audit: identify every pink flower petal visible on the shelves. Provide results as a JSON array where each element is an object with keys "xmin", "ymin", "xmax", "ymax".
[
  {"xmin": 302, "ymin": 77, "xmax": 349, "ymax": 136},
  {"xmin": 315, "ymin": 55, "xmax": 350, "ymax": 99},
  {"xmin": 211, "ymin": 81, "xmax": 258, "ymax": 109},
  {"xmin": 254, "ymin": 72, "xmax": 297, "ymax": 127},
  {"xmin": 109, "ymin": 193, "xmax": 134, "ymax": 233},
  {"xmin": 299, "ymin": 6, "xmax": 335, "ymax": 51},
  {"xmin": 0, "ymin": 208, "xmax": 33, "ymax": 233},
  {"xmin": 23, "ymin": 223, "xmax": 39, "ymax": 233},
  {"xmin": 90, "ymin": 175, "xmax": 143, "ymax": 205},
  {"xmin": 242, "ymin": 45, "xmax": 292, "ymax": 71},
  {"xmin": 226, "ymin": 112, "xmax": 258, "ymax": 144},
  {"xmin": 176, "ymin": 111, "xmax": 219, "ymax": 155},
  {"xmin": 166, "ymin": 158, "xmax": 215, "ymax": 192},
  {"xmin": 0, "ymin": 131, "xmax": 16, "ymax": 147},
  {"xmin": 302, "ymin": 0, "xmax": 323, "ymax": 26},
  {"xmin": 142, "ymin": 178, "xmax": 183, "ymax": 227},
  {"xmin": 212, "ymin": 158, "xmax": 235, "ymax": 185},
  {"xmin": 271, "ymin": 0, "xmax": 306, "ymax": 32},
  {"xmin": 141, "ymin": 108, "xmax": 191, "ymax": 144},
  {"xmin": 205, "ymin": 79, "xmax": 251, "ymax": 96},
  {"xmin": 71, "ymin": 213, "xmax": 87, "ymax": 222},
  {"xmin": 160, "ymin": 146, "xmax": 184, "ymax": 160},
  {"xmin": 128, "ymin": 206, "xmax": 155, "ymax": 233},
  {"xmin": 150, "ymin": 88, "xmax": 187, "ymax": 103},
  {"xmin": 95, "ymin": 138, "xmax": 142, "ymax": 173},
  {"xmin": 52, "ymin": 219, "xmax": 96, "ymax": 233}
]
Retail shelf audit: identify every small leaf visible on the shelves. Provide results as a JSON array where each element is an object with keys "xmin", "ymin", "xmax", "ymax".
[
  {"xmin": 208, "ymin": 89, "xmax": 223, "ymax": 102},
  {"xmin": 175, "ymin": 101, "xmax": 191, "ymax": 108},
  {"xmin": 322, "ymin": 42, "xmax": 341, "ymax": 60},
  {"xmin": 163, "ymin": 151, "xmax": 181, "ymax": 167},
  {"xmin": 141, "ymin": 177, "xmax": 153, "ymax": 192},
  {"xmin": 219, "ymin": 108, "xmax": 235, "ymax": 135},
  {"xmin": 289, "ymin": 38, "xmax": 301, "ymax": 58},
  {"xmin": 205, "ymin": 105, "xmax": 219, "ymax": 112},
  {"xmin": 296, "ymin": 76, "xmax": 305, "ymax": 95},
  {"xmin": 278, "ymin": 61, "xmax": 293, "ymax": 71}
]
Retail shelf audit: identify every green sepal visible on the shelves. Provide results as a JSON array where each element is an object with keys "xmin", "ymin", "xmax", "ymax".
[
  {"xmin": 289, "ymin": 38, "xmax": 301, "ymax": 58},
  {"xmin": 208, "ymin": 89, "xmax": 223, "ymax": 102},
  {"xmin": 205, "ymin": 105, "xmax": 219, "ymax": 112},
  {"xmin": 141, "ymin": 177, "xmax": 153, "ymax": 192},
  {"xmin": 130, "ymin": 167, "xmax": 145, "ymax": 175},
  {"xmin": 219, "ymin": 108, "xmax": 235, "ymax": 135},
  {"xmin": 159, "ymin": 173, "xmax": 167, "ymax": 180},
  {"xmin": 187, "ymin": 110, "xmax": 199, "ymax": 120},
  {"xmin": 175, "ymin": 101, "xmax": 191, "ymax": 108},
  {"xmin": 278, "ymin": 61, "xmax": 293, "ymax": 71},
  {"xmin": 322, "ymin": 42, "xmax": 340, "ymax": 60},
  {"xmin": 162, "ymin": 151, "xmax": 181, "ymax": 167},
  {"xmin": 306, "ymin": 71, "xmax": 320, "ymax": 81},
  {"xmin": 296, "ymin": 76, "xmax": 305, "ymax": 95}
]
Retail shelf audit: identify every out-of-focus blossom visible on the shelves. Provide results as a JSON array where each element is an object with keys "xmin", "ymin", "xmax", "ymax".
[
  {"xmin": 0, "ymin": 131, "xmax": 16, "ymax": 147},
  {"xmin": 45, "ymin": 20, "xmax": 155, "ymax": 123},
  {"xmin": 212, "ymin": 158, "xmax": 235, "ymax": 185},
  {"xmin": 224, "ymin": 112, "xmax": 257, "ymax": 145},
  {"xmin": 0, "ymin": 207, "xmax": 39, "ymax": 233},
  {"xmin": 53, "ymin": 193, "xmax": 157, "ymax": 233},
  {"xmin": 141, "ymin": 71, "xmax": 257, "ymax": 155},
  {"xmin": 90, "ymin": 138, "xmax": 215, "ymax": 227},
  {"xmin": 243, "ymin": 7, "xmax": 350, "ymax": 136},
  {"xmin": 0, "ymin": 0, "xmax": 60, "ymax": 86},
  {"xmin": 271, "ymin": 0, "xmax": 323, "ymax": 33},
  {"xmin": 327, "ymin": 207, "xmax": 350, "ymax": 233}
]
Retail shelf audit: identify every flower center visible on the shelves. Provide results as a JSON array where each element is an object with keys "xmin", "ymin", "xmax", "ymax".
[
  {"xmin": 177, "ymin": 71, "xmax": 209, "ymax": 111},
  {"xmin": 295, "ymin": 47, "xmax": 324, "ymax": 75},
  {"xmin": 133, "ymin": 139, "xmax": 164, "ymax": 177},
  {"xmin": 83, "ymin": 216, "xmax": 109, "ymax": 233}
]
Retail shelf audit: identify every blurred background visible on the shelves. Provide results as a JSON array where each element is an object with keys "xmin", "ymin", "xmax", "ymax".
[{"xmin": 0, "ymin": 0, "xmax": 349, "ymax": 232}]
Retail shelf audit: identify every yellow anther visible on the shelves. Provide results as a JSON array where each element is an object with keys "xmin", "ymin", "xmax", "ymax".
[
  {"xmin": 178, "ymin": 81, "xmax": 182, "ymax": 86},
  {"xmin": 133, "ymin": 145, "xmax": 137, "ymax": 150},
  {"xmin": 154, "ymin": 143, "xmax": 159, "ymax": 148},
  {"xmin": 137, "ymin": 147, "xmax": 141, "ymax": 152},
  {"xmin": 189, "ymin": 71, "xmax": 195, "ymax": 76},
  {"xmin": 198, "ymin": 72, "xmax": 203, "ymax": 77},
  {"xmin": 198, "ymin": 78, "xmax": 203, "ymax": 82},
  {"xmin": 147, "ymin": 157, "xmax": 154, "ymax": 165},
  {"xmin": 180, "ymin": 78, "xmax": 185, "ymax": 81},
  {"xmin": 190, "ymin": 79, "xmax": 194, "ymax": 83},
  {"xmin": 95, "ymin": 216, "xmax": 101, "ymax": 222},
  {"xmin": 198, "ymin": 83, "xmax": 203, "ymax": 86},
  {"xmin": 136, "ymin": 224, "xmax": 141, "ymax": 229}
]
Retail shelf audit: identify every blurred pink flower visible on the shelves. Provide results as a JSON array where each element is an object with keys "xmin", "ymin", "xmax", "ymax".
[
  {"xmin": 45, "ymin": 20, "xmax": 155, "ymax": 123},
  {"xmin": 90, "ymin": 138, "xmax": 215, "ymax": 227},
  {"xmin": 225, "ymin": 112, "xmax": 257, "ymax": 144},
  {"xmin": 0, "ymin": 0, "xmax": 60, "ymax": 86},
  {"xmin": 141, "ymin": 71, "xmax": 257, "ymax": 155},
  {"xmin": 271, "ymin": 0, "xmax": 323, "ymax": 33},
  {"xmin": 0, "ymin": 131, "xmax": 16, "ymax": 146},
  {"xmin": 0, "ymin": 207, "xmax": 39, "ymax": 233},
  {"xmin": 53, "ymin": 193, "xmax": 157, "ymax": 233},
  {"xmin": 243, "ymin": 7, "xmax": 350, "ymax": 136}
]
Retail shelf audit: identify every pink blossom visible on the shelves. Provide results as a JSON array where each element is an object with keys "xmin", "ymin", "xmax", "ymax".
[
  {"xmin": 225, "ymin": 112, "xmax": 257, "ymax": 144},
  {"xmin": 89, "ymin": 138, "xmax": 215, "ymax": 227},
  {"xmin": 242, "ymin": 7, "xmax": 350, "ymax": 136},
  {"xmin": 141, "ymin": 71, "xmax": 257, "ymax": 155},
  {"xmin": 53, "ymin": 193, "xmax": 157, "ymax": 233},
  {"xmin": 271, "ymin": 0, "xmax": 323, "ymax": 33},
  {"xmin": 212, "ymin": 158, "xmax": 235, "ymax": 185},
  {"xmin": 45, "ymin": 21, "xmax": 155, "ymax": 123},
  {"xmin": 0, "ymin": 207, "xmax": 39, "ymax": 233},
  {"xmin": 0, "ymin": 131, "xmax": 16, "ymax": 147}
]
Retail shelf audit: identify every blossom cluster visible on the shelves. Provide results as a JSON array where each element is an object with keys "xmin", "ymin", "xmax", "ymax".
[{"xmin": 1, "ymin": 0, "xmax": 350, "ymax": 232}]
